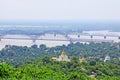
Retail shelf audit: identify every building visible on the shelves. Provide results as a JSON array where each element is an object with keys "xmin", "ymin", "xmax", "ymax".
[
  {"xmin": 52, "ymin": 50, "xmax": 70, "ymax": 61},
  {"xmin": 104, "ymin": 55, "xmax": 110, "ymax": 62}
]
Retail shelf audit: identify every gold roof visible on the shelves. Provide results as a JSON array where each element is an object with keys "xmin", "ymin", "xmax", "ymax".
[{"xmin": 61, "ymin": 50, "xmax": 67, "ymax": 56}]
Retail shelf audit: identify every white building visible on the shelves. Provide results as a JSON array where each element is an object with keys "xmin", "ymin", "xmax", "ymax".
[{"xmin": 104, "ymin": 55, "xmax": 110, "ymax": 62}]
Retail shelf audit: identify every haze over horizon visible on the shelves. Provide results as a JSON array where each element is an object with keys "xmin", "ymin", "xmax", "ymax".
[
  {"xmin": 0, "ymin": 0, "xmax": 120, "ymax": 31},
  {"xmin": 0, "ymin": 0, "xmax": 120, "ymax": 21}
]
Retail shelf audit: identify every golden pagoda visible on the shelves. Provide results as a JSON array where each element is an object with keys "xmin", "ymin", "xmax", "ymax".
[
  {"xmin": 58, "ymin": 50, "xmax": 70, "ymax": 61},
  {"xmin": 61, "ymin": 50, "xmax": 67, "ymax": 56},
  {"xmin": 52, "ymin": 50, "xmax": 70, "ymax": 61}
]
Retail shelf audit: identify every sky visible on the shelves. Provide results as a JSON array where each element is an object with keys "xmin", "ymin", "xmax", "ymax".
[{"xmin": 0, "ymin": 0, "xmax": 120, "ymax": 21}]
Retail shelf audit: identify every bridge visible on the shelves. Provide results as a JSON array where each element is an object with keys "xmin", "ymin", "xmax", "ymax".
[
  {"xmin": 0, "ymin": 33, "xmax": 118, "ymax": 43},
  {"xmin": 1, "ymin": 30, "xmax": 120, "ymax": 43}
]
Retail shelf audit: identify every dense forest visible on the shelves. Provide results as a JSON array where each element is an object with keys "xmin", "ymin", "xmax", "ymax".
[{"xmin": 0, "ymin": 42, "xmax": 120, "ymax": 79}]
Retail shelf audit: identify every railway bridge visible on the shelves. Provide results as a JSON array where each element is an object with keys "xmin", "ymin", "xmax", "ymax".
[{"xmin": 0, "ymin": 33, "xmax": 119, "ymax": 43}]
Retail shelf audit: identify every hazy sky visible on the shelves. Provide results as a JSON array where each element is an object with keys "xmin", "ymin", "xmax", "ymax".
[{"xmin": 0, "ymin": 0, "xmax": 120, "ymax": 21}]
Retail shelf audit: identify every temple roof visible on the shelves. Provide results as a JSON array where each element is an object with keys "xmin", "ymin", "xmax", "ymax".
[{"xmin": 61, "ymin": 50, "xmax": 67, "ymax": 56}]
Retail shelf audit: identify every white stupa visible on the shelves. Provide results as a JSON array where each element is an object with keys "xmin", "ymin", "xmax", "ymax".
[{"xmin": 104, "ymin": 55, "xmax": 110, "ymax": 62}]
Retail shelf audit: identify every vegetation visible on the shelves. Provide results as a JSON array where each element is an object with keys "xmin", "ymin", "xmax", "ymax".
[{"xmin": 0, "ymin": 42, "xmax": 120, "ymax": 79}]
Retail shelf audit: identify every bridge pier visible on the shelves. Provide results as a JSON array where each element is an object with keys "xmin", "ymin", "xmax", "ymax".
[
  {"xmin": 90, "ymin": 35, "xmax": 93, "ymax": 39},
  {"xmin": 78, "ymin": 35, "xmax": 80, "ymax": 38},
  {"xmin": 104, "ymin": 36, "xmax": 106, "ymax": 39},
  {"xmin": 32, "ymin": 39, "xmax": 36, "ymax": 43},
  {"xmin": 0, "ymin": 35, "xmax": 1, "ymax": 41},
  {"xmin": 65, "ymin": 34, "xmax": 68, "ymax": 37},
  {"xmin": 30, "ymin": 35, "xmax": 41, "ymax": 43},
  {"xmin": 0, "ymin": 36, "xmax": 2, "ymax": 41},
  {"xmin": 54, "ymin": 34, "xmax": 56, "ymax": 37},
  {"xmin": 118, "ymin": 36, "xmax": 120, "ymax": 39}
]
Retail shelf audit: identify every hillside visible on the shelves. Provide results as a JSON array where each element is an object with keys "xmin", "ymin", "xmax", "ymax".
[{"xmin": 0, "ymin": 42, "xmax": 120, "ymax": 79}]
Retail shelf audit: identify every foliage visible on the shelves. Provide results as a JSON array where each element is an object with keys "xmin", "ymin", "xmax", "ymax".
[{"xmin": 0, "ymin": 42, "xmax": 120, "ymax": 79}]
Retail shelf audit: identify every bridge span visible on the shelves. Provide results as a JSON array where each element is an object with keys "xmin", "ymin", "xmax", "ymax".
[
  {"xmin": 0, "ymin": 33, "xmax": 119, "ymax": 43},
  {"xmin": 0, "ymin": 33, "xmax": 120, "ymax": 50}
]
